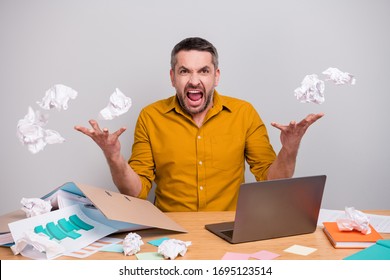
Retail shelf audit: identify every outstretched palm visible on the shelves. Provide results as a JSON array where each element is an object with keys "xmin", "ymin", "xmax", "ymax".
[{"xmin": 271, "ymin": 113, "xmax": 324, "ymax": 154}]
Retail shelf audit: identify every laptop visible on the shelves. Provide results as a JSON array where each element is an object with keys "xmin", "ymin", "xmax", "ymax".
[{"xmin": 205, "ymin": 175, "xmax": 326, "ymax": 244}]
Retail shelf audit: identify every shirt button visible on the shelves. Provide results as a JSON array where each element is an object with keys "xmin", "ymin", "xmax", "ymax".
[
  {"xmin": 200, "ymin": 186, "xmax": 204, "ymax": 191},
  {"xmin": 199, "ymin": 161, "xmax": 203, "ymax": 165},
  {"xmin": 197, "ymin": 135, "xmax": 201, "ymax": 140}
]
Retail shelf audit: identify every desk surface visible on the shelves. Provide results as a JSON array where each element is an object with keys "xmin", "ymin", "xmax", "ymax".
[{"xmin": 1, "ymin": 210, "xmax": 389, "ymax": 260}]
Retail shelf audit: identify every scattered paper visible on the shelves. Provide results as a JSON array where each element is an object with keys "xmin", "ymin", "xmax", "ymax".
[
  {"xmin": 157, "ymin": 239, "xmax": 191, "ymax": 260},
  {"xmin": 123, "ymin": 232, "xmax": 143, "ymax": 256},
  {"xmin": 37, "ymin": 84, "xmax": 78, "ymax": 111},
  {"xmin": 100, "ymin": 243, "xmax": 124, "ymax": 253},
  {"xmin": 148, "ymin": 237, "xmax": 170, "ymax": 247},
  {"xmin": 21, "ymin": 198, "xmax": 52, "ymax": 218},
  {"xmin": 65, "ymin": 237, "xmax": 122, "ymax": 258},
  {"xmin": 8, "ymin": 204, "xmax": 116, "ymax": 259},
  {"xmin": 221, "ymin": 250, "xmax": 280, "ymax": 260},
  {"xmin": 11, "ymin": 230, "xmax": 65, "ymax": 259},
  {"xmin": 99, "ymin": 88, "xmax": 132, "ymax": 120},
  {"xmin": 317, "ymin": 208, "xmax": 346, "ymax": 226},
  {"xmin": 17, "ymin": 84, "xmax": 77, "ymax": 153},
  {"xmin": 17, "ymin": 107, "xmax": 65, "ymax": 154},
  {"xmin": 294, "ymin": 74, "xmax": 325, "ymax": 104},
  {"xmin": 284, "ymin": 245, "xmax": 317, "ymax": 256},
  {"xmin": 250, "ymin": 250, "xmax": 280, "ymax": 260},
  {"xmin": 322, "ymin": 67, "xmax": 356, "ymax": 85},
  {"xmin": 136, "ymin": 252, "xmax": 165, "ymax": 260},
  {"xmin": 337, "ymin": 206, "xmax": 371, "ymax": 234}
]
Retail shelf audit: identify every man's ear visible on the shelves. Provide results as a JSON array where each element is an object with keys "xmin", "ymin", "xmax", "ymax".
[
  {"xmin": 214, "ymin": 68, "xmax": 221, "ymax": 87},
  {"xmin": 170, "ymin": 69, "xmax": 175, "ymax": 87}
]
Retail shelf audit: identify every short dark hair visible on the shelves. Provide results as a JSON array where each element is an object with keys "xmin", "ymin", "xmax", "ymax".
[{"xmin": 170, "ymin": 37, "xmax": 219, "ymax": 70}]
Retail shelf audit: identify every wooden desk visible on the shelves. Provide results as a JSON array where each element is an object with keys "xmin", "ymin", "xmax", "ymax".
[{"xmin": 1, "ymin": 210, "xmax": 389, "ymax": 260}]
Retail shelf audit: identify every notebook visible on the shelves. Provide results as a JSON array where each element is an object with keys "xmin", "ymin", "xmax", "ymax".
[
  {"xmin": 323, "ymin": 222, "xmax": 383, "ymax": 248},
  {"xmin": 205, "ymin": 175, "xmax": 327, "ymax": 244}
]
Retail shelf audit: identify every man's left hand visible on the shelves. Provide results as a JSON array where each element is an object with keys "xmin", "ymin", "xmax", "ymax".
[{"xmin": 271, "ymin": 113, "xmax": 324, "ymax": 154}]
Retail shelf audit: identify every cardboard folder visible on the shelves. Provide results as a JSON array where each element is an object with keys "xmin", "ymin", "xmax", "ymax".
[{"xmin": 0, "ymin": 182, "xmax": 187, "ymax": 235}]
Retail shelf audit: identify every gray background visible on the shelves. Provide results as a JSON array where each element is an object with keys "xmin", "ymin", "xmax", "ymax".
[{"xmin": 1, "ymin": 0, "xmax": 389, "ymax": 214}]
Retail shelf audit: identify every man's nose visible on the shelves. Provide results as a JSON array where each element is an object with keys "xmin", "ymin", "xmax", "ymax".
[{"xmin": 189, "ymin": 74, "xmax": 201, "ymax": 86}]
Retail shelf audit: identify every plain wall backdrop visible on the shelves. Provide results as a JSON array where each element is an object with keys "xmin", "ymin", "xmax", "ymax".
[{"xmin": 0, "ymin": 0, "xmax": 389, "ymax": 214}]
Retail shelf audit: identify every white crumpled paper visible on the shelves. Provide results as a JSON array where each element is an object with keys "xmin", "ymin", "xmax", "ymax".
[
  {"xmin": 336, "ymin": 206, "xmax": 371, "ymax": 235},
  {"xmin": 37, "ymin": 84, "xmax": 78, "ymax": 111},
  {"xmin": 11, "ymin": 230, "xmax": 65, "ymax": 259},
  {"xmin": 21, "ymin": 198, "xmax": 52, "ymax": 218},
  {"xmin": 294, "ymin": 74, "xmax": 325, "ymax": 104},
  {"xmin": 123, "ymin": 232, "xmax": 144, "ymax": 256},
  {"xmin": 157, "ymin": 239, "xmax": 191, "ymax": 260},
  {"xmin": 99, "ymin": 88, "xmax": 132, "ymax": 120},
  {"xmin": 294, "ymin": 67, "xmax": 356, "ymax": 104},
  {"xmin": 322, "ymin": 67, "xmax": 356, "ymax": 85},
  {"xmin": 17, "ymin": 107, "xmax": 65, "ymax": 154}
]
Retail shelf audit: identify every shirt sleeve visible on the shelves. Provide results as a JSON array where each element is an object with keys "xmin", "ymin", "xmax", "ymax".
[
  {"xmin": 128, "ymin": 109, "xmax": 155, "ymax": 199},
  {"xmin": 245, "ymin": 104, "xmax": 277, "ymax": 181}
]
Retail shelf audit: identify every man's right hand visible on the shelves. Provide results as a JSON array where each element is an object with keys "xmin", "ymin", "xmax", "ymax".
[
  {"xmin": 75, "ymin": 120, "xmax": 142, "ymax": 197},
  {"xmin": 74, "ymin": 119, "xmax": 126, "ymax": 161}
]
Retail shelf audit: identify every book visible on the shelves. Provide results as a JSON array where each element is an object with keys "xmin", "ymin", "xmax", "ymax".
[
  {"xmin": 344, "ymin": 239, "xmax": 390, "ymax": 260},
  {"xmin": 323, "ymin": 222, "xmax": 383, "ymax": 248}
]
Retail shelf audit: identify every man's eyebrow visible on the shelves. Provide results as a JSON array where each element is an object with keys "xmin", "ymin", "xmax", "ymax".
[
  {"xmin": 177, "ymin": 65, "xmax": 211, "ymax": 72},
  {"xmin": 178, "ymin": 66, "xmax": 189, "ymax": 71},
  {"xmin": 198, "ymin": 66, "xmax": 211, "ymax": 72}
]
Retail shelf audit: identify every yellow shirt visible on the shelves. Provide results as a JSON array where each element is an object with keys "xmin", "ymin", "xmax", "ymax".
[{"xmin": 129, "ymin": 90, "xmax": 276, "ymax": 211}]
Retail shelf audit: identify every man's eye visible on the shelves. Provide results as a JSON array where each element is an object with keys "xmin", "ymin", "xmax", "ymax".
[
  {"xmin": 179, "ymin": 69, "xmax": 189, "ymax": 74},
  {"xmin": 200, "ymin": 69, "xmax": 210, "ymax": 74}
]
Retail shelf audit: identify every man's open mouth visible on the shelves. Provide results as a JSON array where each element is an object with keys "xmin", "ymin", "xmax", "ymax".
[{"xmin": 187, "ymin": 90, "xmax": 203, "ymax": 101}]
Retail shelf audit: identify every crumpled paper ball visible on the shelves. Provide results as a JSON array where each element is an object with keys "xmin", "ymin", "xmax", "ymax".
[
  {"xmin": 17, "ymin": 107, "xmax": 65, "ymax": 154},
  {"xmin": 21, "ymin": 197, "xmax": 52, "ymax": 217},
  {"xmin": 99, "ymin": 88, "xmax": 132, "ymax": 120},
  {"xmin": 123, "ymin": 232, "xmax": 144, "ymax": 256},
  {"xmin": 11, "ymin": 230, "xmax": 65, "ymax": 259},
  {"xmin": 336, "ymin": 206, "xmax": 371, "ymax": 235},
  {"xmin": 294, "ymin": 74, "xmax": 325, "ymax": 104},
  {"xmin": 37, "ymin": 84, "xmax": 78, "ymax": 111},
  {"xmin": 322, "ymin": 67, "xmax": 356, "ymax": 85},
  {"xmin": 157, "ymin": 239, "xmax": 191, "ymax": 260}
]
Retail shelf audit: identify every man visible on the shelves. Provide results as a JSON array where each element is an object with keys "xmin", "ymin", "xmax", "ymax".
[{"xmin": 75, "ymin": 37, "xmax": 323, "ymax": 212}]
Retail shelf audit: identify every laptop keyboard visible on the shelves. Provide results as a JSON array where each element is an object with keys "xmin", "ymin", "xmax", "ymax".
[{"xmin": 221, "ymin": 229, "xmax": 234, "ymax": 238}]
